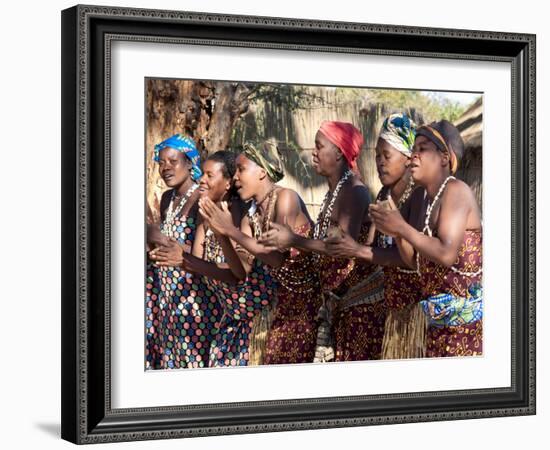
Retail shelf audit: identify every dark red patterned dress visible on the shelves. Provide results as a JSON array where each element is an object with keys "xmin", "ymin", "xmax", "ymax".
[
  {"xmin": 320, "ymin": 223, "xmax": 386, "ymax": 362},
  {"xmin": 263, "ymin": 223, "xmax": 322, "ymax": 364},
  {"xmin": 419, "ymin": 230, "xmax": 483, "ymax": 357}
]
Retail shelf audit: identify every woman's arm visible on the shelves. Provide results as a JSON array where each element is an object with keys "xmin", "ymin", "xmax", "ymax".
[
  {"xmin": 371, "ymin": 181, "xmax": 473, "ymax": 267},
  {"xmin": 180, "ymin": 252, "xmax": 241, "ymax": 284},
  {"xmin": 147, "ymin": 223, "xmax": 169, "ymax": 249},
  {"xmin": 268, "ymin": 183, "xmax": 370, "ymax": 256},
  {"xmin": 393, "ymin": 237, "xmax": 416, "ymax": 269},
  {"xmin": 324, "ymin": 232, "xmax": 407, "ymax": 266},
  {"xmin": 151, "ymin": 215, "xmax": 243, "ymax": 284},
  {"xmin": 323, "ymin": 185, "xmax": 424, "ymax": 268},
  {"xmin": 147, "ymin": 190, "xmax": 173, "ymax": 249},
  {"xmin": 393, "ymin": 187, "xmax": 425, "ymax": 268},
  {"xmin": 214, "ymin": 205, "xmax": 252, "ymax": 281},
  {"xmin": 191, "ymin": 220, "xmax": 206, "ymax": 258}
]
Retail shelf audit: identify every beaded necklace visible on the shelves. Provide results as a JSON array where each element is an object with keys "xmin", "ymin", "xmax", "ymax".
[
  {"xmin": 234, "ymin": 187, "xmax": 280, "ymax": 266},
  {"xmin": 203, "ymin": 227, "xmax": 225, "ymax": 264},
  {"xmin": 313, "ymin": 169, "xmax": 353, "ymax": 240},
  {"xmin": 422, "ymin": 175, "xmax": 455, "ymax": 237},
  {"xmin": 249, "ymin": 186, "xmax": 318, "ymax": 293},
  {"xmin": 248, "ymin": 186, "xmax": 278, "ymax": 239},
  {"xmin": 416, "ymin": 175, "xmax": 482, "ymax": 277},
  {"xmin": 161, "ymin": 183, "xmax": 199, "ymax": 237}
]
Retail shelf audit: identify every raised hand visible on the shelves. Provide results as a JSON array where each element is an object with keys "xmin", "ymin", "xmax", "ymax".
[{"xmin": 199, "ymin": 198, "xmax": 234, "ymax": 236}]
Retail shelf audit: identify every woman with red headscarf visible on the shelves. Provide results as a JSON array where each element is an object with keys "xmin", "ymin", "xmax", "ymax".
[{"xmin": 260, "ymin": 121, "xmax": 386, "ymax": 363}]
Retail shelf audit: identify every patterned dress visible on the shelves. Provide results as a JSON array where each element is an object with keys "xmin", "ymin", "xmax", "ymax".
[
  {"xmin": 207, "ymin": 258, "xmax": 277, "ymax": 367},
  {"xmin": 383, "ymin": 268, "xmax": 421, "ymax": 311},
  {"xmin": 320, "ymin": 222, "xmax": 386, "ymax": 362},
  {"xmin": 419, "ymin": 230, "xmax": 483, "ymax": 357},
  {"xmin": 145, "ymin": 210, "xmax": 221, "ymax": 370},
  {"xmin": 263, "ymin": 223, "xmax": 321, "ymax": 365}
]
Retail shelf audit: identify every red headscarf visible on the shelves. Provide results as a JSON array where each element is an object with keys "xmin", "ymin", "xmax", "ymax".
[{"xmin": 318, "ymin": 120, "xmax": 364, "ymax": 169}]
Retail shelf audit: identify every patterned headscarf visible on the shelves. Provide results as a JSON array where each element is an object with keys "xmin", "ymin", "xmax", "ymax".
[
  {"xmin": 416, "ymin": 124, "xmax": 459, "ymax": 174},
  {"xmin": 153, "ymin": 134, "xmax": 202, "ymax": 181},
  {"xmin": 378, "ymin": 113, "xmax": 416, "ymax": 157},
  {"xmin": 318, "ymin": 121, "xmax": 364, "ymax": 169},
  {"xmin": 242, "ymin": 140, "xmax": 285, "ymax": 183}
]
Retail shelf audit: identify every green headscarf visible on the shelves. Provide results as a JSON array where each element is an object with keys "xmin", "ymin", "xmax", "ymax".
[{"xmin": 242, "ymin": 139, "xmax": 285, "ymax": 183}]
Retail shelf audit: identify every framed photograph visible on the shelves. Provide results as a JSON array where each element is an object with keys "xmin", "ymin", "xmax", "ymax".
[{"xmin": 61, "ymin": 4, "xmax": 536, "ymax": 444}]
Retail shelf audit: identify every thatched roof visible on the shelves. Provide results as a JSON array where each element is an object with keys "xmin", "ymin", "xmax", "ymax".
[{"xmin": 455, "ymin": 97, "xmax": 482, "ymax": 151}]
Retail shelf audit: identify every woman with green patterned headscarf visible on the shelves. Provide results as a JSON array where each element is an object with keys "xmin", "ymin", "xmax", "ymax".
[{"xmin": 199, "ymin": 139, "xmax": 322, "ymax": 365}]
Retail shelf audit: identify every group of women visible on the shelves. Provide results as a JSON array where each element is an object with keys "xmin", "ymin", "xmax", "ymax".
[{"xmin": 145, "ymin": 113, "xmax": 483, "ymax": 370}]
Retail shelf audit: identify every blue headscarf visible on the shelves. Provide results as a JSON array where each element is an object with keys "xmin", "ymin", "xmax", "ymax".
[{"xmin": 153, "ymin": 134, "xmax": 202, "ymax": 181}]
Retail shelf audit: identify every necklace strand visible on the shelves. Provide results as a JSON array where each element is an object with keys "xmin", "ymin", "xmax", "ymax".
[
  {"xmin": 313, "ymin": 170, "xmax": 353, "ymax": 241},
  {"xmin": 416, "ymin": 176, "xmax": 482, "ymax": 277},
  {"xmin": 249, "ymin": 187, "xmax": 278, "ymax": 238},
  {"xmin": 423, "ymin": 176, "xmax": 455, "ymax": 237},
  {"xmin": 204, "ymin": 227, "xmax": 225, "ymax": 264},
  {"xmin": 161, "ymin": 184, "xmax": 198, "ymax": 237}
]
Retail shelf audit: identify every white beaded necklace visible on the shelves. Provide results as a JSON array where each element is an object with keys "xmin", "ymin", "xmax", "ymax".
[
  {"xmin": 313, "ymin": 169, "xmax": 353, "ymax": 240},
  {"xmin": 161, "ymin": 183, "xmax": 199, "ymax": 237},
  {"xmin": 422, "ymin": 175, "xmax": 455, "ymax": 237},
  {"xmin": 416, "ymin": 175, "xmax": 482, "ymax": 277}
]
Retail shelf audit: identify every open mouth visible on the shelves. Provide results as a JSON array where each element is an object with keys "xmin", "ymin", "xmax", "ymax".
[{"xmin": 162, "ymin": 174, "xmax": 174, "ymax": 182}]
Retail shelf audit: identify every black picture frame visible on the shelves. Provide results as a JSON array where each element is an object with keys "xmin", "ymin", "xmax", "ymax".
[{"xmin": 61, "ymin": 4, "xmax": 536, "ymax": 444}]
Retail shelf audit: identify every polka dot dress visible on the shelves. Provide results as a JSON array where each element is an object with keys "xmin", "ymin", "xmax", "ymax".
[
  {"xmin": 206, "ymin": 259, "xmax": 277, "ymax": 367},
  {"xmin": 145, "ymin": 215, "xmax": 221, "ymax": 370}
]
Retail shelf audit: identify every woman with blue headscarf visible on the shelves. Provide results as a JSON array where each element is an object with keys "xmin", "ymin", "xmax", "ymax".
[{"xmin": 145, "ymin": 134, "xmax": 220, "ymax": 370}]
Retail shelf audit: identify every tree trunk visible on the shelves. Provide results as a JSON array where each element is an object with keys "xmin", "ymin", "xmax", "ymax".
[
  {"xmin": 145, "ymin": 79, "xmax": 251, "ymax": 222},
  {"xmin": 204, "ymin": 82, "xmax": 250, "ymax": 152}
]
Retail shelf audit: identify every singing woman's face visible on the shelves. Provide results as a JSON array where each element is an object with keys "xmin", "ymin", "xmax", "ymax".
[
  {"xmin": 233, "ymin": 153, "xmax": 263, "ymax": 201},
  {"xmin": 198, "ymin": 159, "xmax": 231, "ymax": 203},
  {"xmin": 157, "ymin": 148, "xmax": 192, "ymax": 188},
  {"xmin": 375, "ymin": 138, "xmax": 409, "ymax": 187},
  {"xmin": 410, "ymin": 135, "xmax": 447, "ymax": 185},
  {"xmin": 312, "ymin": 130, "xmax": 341, "ymax": 176}
]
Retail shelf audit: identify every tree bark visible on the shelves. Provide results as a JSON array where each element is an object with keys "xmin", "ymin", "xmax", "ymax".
[{"xmin": 204, "ymin": 82, "xmax": 250, "ymax": 152}]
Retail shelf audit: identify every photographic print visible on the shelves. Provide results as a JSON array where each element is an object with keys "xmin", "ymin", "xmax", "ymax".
[
  {"xmin": 61, "ymin": 6, "xmax": 534, "ymax": 443},
  {"xmin": 144, "ymin": 78, "xmax": 483, "ymax": 370}
]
